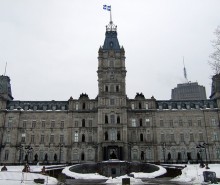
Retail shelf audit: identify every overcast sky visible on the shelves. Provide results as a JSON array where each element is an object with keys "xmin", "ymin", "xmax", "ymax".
[{"xmin": 0, "ymin": 0, "xmax": 220, "ymax": 101}]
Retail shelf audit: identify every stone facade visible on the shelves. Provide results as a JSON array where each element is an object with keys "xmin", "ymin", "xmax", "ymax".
[{"xmin": 0, "ymin": 21, "xmax": 220, "ymax": 165}]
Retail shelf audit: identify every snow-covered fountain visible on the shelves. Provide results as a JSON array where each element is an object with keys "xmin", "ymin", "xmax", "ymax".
[{"xmin": 62, "ymin": 159, "xmax": 166, "ymax": 184}]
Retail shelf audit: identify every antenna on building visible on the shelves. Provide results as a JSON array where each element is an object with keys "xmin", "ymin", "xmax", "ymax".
[
  {"xmin": 4, "ymin": 61, "xmax": 7, "ymax": 76},
  {"xmin": 183, "ymin": 57, "xmax": 188, "ymax": 83}
]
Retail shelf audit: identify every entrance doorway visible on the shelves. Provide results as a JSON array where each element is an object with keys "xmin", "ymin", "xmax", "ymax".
[{"xmin": 103, "ymin": 146, "xmax": 123, "ymax": 160}]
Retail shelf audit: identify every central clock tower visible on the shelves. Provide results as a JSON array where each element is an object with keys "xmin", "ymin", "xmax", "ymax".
[{"xmin": 97, "ymin": 20, "xmax": 128, "ymax": 161}]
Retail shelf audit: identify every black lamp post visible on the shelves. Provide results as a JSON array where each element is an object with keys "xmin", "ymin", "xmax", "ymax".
[
  {"xmin": 58, "ymin": 143, "xmax": 63, "ymax": 163},
  {"xmin": 17, "ymin": 145, "xmax": 23, "ymax": 163},
  {"xmin": 0, "ymin": 144, "xmax": 5, "ymax": 165},
  {"xmin": 196, "ymin": 143, "xmax": 209, "ymax": 168},
  {"xmin": 25, "ymin": 145, "xmax": 33, "ymax": 164},
  {"xmin": 162, "ymin": 143, "xmax": 166, "ymax": 163}
]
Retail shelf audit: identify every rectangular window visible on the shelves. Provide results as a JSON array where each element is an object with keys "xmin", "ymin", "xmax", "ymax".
[
  {"xmin": 6, "ymin": 134, "xmax": 10, "ymax": 143},
  {"xmin": 51, "ymin": 120, "xmax": 55, "ymax": 128},
  {"xmin": 4, "ymin": 150, "xmax": 9, "ymax": 161},
  {"xmin": 23, "ymin": 120, "xmax": 27, "ymax": 128},
  {"xmin": 75, "ymin": 121, "xmax": 78, "ymax": 127},
  {"xmin": 42, "ymin": 120, "xmax": 45, "ymax": 128},
  {"xmin": 60, "ymin": 121, "xmax": 64, "ymax": 128},
  {"xmin": 190, "ymin": 133, "xmax": 194, "ymax": 142},
  {"xmin": 131, "ymin": 103, "xmax": 134, "ymax": 110},
  {"xmin": 188, "ymin": 120, "xmax": 192, "ymax": 127},
  {"xmin": 211, "ymin": 118, "xmax": 216, "ymax": 125},
  {"xmin": 76, "ymin": 103, "xmax": 79, "ymax": 110},
  {"xmin": 179, "ymin": 119, "xmax": 183, "ymax": 127},
  {"xmin": 110, "ymin": 115, "xmax": 115, "ymax": 124},
  {"xmin": 198, "ymin": 119, "xmax": 202, "ymax": 127},
  {"xmin": 50, "ymin": 135, "xmax": 54, "ymax": 143},
  {"xmin": 31, "ymin": 135, "xmax": 35, "ymax": 143},
  {"xmin": 170, "ymin": 134, "xmax": 175, "ymax": 142},
  {"xmin": 89, "ymin": 120, "xmax": 92, "ymax": 127},
  {"xmin": 40, "ymin": 135, "xmax": 44, "ymax": 143},
  {"xmin": 199, "ymin": 133, "xmax": 203, "ymax": 141},
  {"xmin": 75, "ymin": 131, "xmax": 78, "ymax": 142},
  {"xmin": 32, "ymin": 120, "xmax": 36, "ymax": 128},
  {"xmin": 147, "ymin": 133, "xmax": 151, "ymax": 141},
  {"xmin": 8, "ymin": 117, "xmax": 13, "ymax": 128},
  {"xmin": 60, "ymin": 135, "xmax": 64, "ymax": 143},
  {"xmin": 169, "ymin": 120, "xmax": 174, "ymax": 127},
  {"xmin": 146, "ymin": 119, "xmax": 150, "ymax": 127},
  {"xmin": 146, "ymin": 103, "xmax": 149, "ymax": 110},
  {"xmin": 110, "ymin": 99, "xmax": 115, "ymax": 105},
  {"xmin": 180, "ymin": 133, "xmax": 184, "ymax": 142},
  {"xmin": 161, "ymin": 133, "xmax": 165, "ymax": 141},
  {"xmin": 21, "ymin": 133, "xmax": 26, "ymax": 143},
  {"xmin": 132, "ymin": 119, "xmax": 136, "ymax": 127},
  {"xmin": 160, "ymin": 120, "xmax": 164, "ymax": 127},
  {"xmin": 213, "ymin": 133, "xmax": 218, "ymax": 141}
]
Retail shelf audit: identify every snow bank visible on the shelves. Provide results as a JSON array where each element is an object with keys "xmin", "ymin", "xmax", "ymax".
[
  {"xmin": 0, "ymin": 171, "xmax": 58, "ymax": 185},
  {"xmin": 131, "ymin": 165, "xmax": 167, "ymax": 178},
  {"xmin": 172, "ymin": 164, "xmax": 220, "ymax": 183},
  {"xmin": 62, "ymin": 165, "xmax": 108, "ymax": 179}
]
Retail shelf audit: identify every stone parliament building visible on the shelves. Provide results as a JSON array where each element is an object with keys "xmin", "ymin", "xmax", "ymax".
[{"xmin": 0, "ymin": 20, "xmax": 220, "ymax": 165}]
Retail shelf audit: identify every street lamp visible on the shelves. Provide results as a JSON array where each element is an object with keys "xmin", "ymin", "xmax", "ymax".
[
  {"xmin": 17, "ymin": 145, "xmax": 23, "ymax": 163},
  {"xmin": 0, "ymin": 144, "xmax": 5, "ymax": 165},
  {"xmin": 25, "ymin": 145, "xmax": 33, "ymax": 164},
  {"xmin": 196, "ymin": 143, "xmax": 209, "ymax": 168},
  {"xmin": 58, "ymin": 143, "xmax": 63, "ymax": 163},
  {"xmin": 162, "ymin": 143, "xmax": 166, "ymax": 163}
]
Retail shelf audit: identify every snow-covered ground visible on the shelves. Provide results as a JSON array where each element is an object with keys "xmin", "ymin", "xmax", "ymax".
[
  {"xmin": 0, "ymin": 165, "xmax": 58, "ymax": 185},
  {"xmin": 172, "ymin": 164, "xmax": 220, "ymax": 184}
]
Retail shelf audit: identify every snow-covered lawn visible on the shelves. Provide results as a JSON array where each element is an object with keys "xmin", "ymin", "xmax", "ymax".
[
  {"xmin": 0, "ymin": 165, "xmax": 58, "ymax": 185},
  {"xmin": 172, "ymin": 164, "xmax": 220, "ymax": 184}
]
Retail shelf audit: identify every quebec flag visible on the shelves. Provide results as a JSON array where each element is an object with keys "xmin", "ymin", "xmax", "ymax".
[{"xmin": 103, "ymin": 5, "xmax": 111, "ymax": 11}]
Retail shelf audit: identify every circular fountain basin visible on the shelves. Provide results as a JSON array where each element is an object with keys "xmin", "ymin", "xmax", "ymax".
[{"xmin": 62, "ymin": 159, "xmax": 166, "ymax": 180}]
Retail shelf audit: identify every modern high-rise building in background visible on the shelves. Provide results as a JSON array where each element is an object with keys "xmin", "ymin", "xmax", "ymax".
[
  {"xmin": 0, "ymin": 20, "xmax": 220, "ymax": 165},
  {"xmin": 171, "ymin": 82, "xmax": 207, "ymax": 100}
]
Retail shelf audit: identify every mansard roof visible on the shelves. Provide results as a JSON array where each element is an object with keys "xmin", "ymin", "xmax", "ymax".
[
  {"xmin": 102, "ymin": 21, "xmax": 120, "ymax": 51},
  {"xmin": 6, "ymin": 100, "xmax": 68, "ymax": 111}
]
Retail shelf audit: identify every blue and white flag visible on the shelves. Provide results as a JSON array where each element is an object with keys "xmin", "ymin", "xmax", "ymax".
[{"xmin": 103, "ymin": 5, "xmax": 111, "ymax": 11}]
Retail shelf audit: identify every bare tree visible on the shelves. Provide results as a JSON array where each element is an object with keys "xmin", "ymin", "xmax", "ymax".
[{"xmin": 209, "ymin": 26, "xmax": 220, "ymax": 74}]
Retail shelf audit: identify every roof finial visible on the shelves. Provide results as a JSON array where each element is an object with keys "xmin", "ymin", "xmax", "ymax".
[
  {"xmin": 183, "ymin": 56, "xmax": 188, "ymax": 82},
  {"xmin": 4, "ymin": 61, "xmax": 7, "ymax": 76},
  {"xmin": 103, "ymin": 5, "xmax": 117, "ymax": 32}
]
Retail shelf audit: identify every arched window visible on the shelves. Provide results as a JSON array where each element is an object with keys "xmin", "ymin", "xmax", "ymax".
[
  {"xmin": 105, "ymin": 86, "xmax": 108, "ymax": 92},
  {"xmin": 140, "ymin": 133, "xmax": 144, "ymax": 141},
  {"xmin": 168, "ymin": 152, "xmax": 171, "ymax": 160},
  {"xmin": 81, "ymin": 153, "xmax": 85, "ymax": 161},
  {"xmin": 116, "ymin": 85, "xmax": 119, "ymax": 92},
  {"xmin": 82, "ymin": 102, "xmax": 86, "ymax": 110},
  {"xmin": 54, "ymin": 153, "xmax": 57, "ymax": 161},
  {"xmin": 141, "ymin": 151, "xmax": 144, "ymax": 160},
  {"xmin": 82, "ymin": 134, "xmax": 85, "ymax": 142},
  {"xmin": 82, "ymin": 119, "xmax": 85, "ymax": 127},
  {"xmin": 44, "ymin": 153, "xmax": 48, "ymax": 161},
  {"xmin": 117, "ymin": 116, "xmax": 120, "ymax": 124},
  {"xmin": 117, "ymin": 131, "xmax": 120, "ymax": 140},
  {"xmin": 34, "ymin": 154, "xmax": 38, "ymax": 161},
  {"xmin": 105, "ymin": 132, "xmax": 108, "ymax": 141},
  {"xmin": 105, "ymin": 115, "xmax": 108, "ymax": 124},
  {"xmin": 139, "ymin": 102, "xmax": 142, "ymax": 109},
  {"xmin": 139, "ymin": 118, "xmax": 143, "ymax": 127}
]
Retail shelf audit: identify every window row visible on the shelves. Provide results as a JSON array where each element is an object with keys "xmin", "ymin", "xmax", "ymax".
[
  {"xmin": 104, "ymin": 84, "xmax": 120, "ymax": 93},
  {"xmin": 131, "ymin": 118, "xmax": 151, "ymax": 127},
  {"xmin": 74, "ymin": 119, "xmax": 93, "ymax": 127},
  {"xmin": 22, "ymin": 120, "xmax": 65, "ymax": 128}
]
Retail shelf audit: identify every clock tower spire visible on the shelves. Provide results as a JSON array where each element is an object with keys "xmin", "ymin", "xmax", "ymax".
[{"xmin": 97, "ymin": 20, "xmax": 128, "ymax": 161}]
